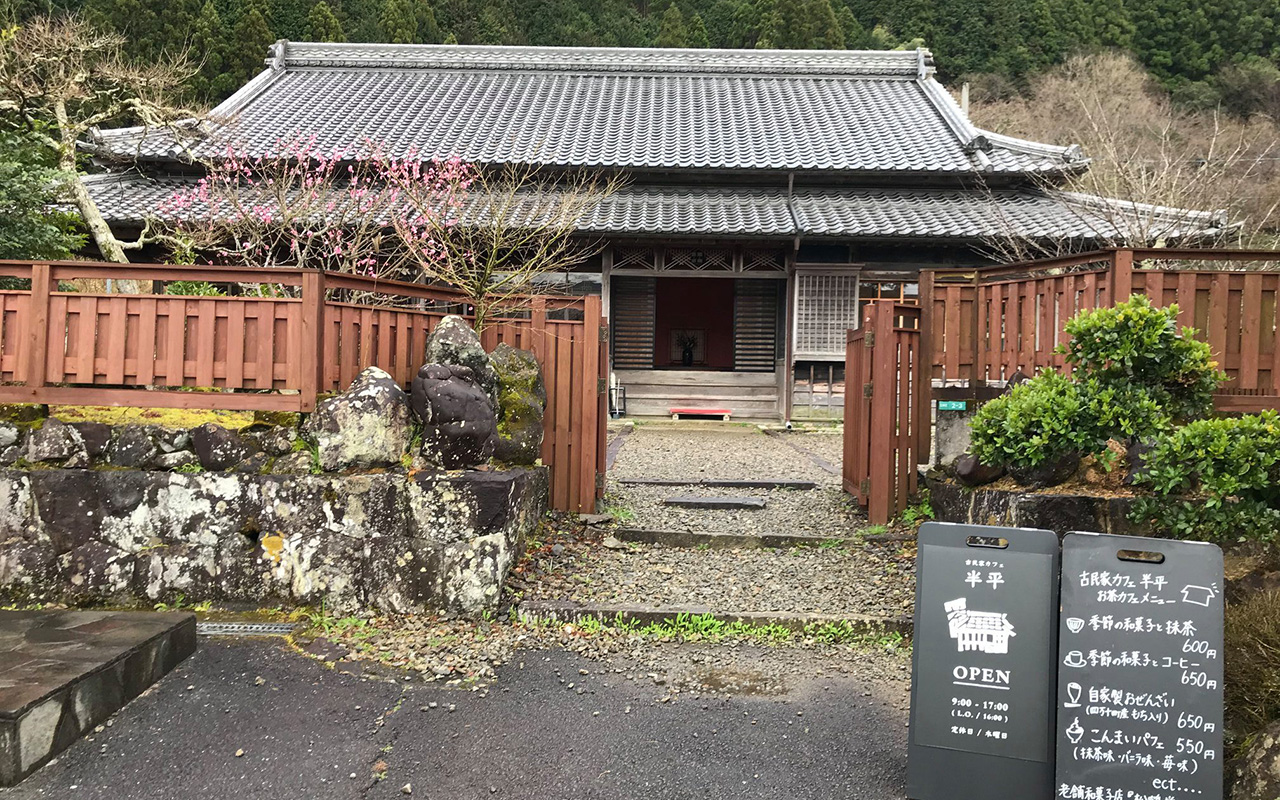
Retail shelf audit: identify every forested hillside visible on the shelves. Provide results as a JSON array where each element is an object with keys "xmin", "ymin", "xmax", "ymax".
[{"xmin": 3, "ymin": 0, "xmax": 1279, "ymax": 114}]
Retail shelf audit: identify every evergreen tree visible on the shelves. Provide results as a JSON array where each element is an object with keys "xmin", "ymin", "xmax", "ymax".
[
  {"xmin": 688, "ymin": 11, "xmax": 710, "ymax": 47},
  {"xmin": 189, "ymin": 0, "xmax": 229, "ymax": 102},
  {"xmin": 0, "ymin": 130, "xmax": 84, "ymax": 261},
  {"xmin": 655, "ymin": 3, "xmax": 688, "ymax": 46},
  {"xmin": 230, "ymin": 0, "xmax": 276, "ymax": 87},
  {"xmin": 1090, "ymin": 0, "xmax": 1135, "ymax": 49},
  {"xmin": 307, "ymin": 0, "xmax": 347, "ymax": 41},
  {"xmin": 417, "ymin": 1, "xmax": 442, "ymax": 42},
  {"xmin": 380, "ymin": 0, "xmax": 418, "ymax": 43},
  {"xmin": 837, "ymin": 5, "xmax": 872, "ymax": 49}
]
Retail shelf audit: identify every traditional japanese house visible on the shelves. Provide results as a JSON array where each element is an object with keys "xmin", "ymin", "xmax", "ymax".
[{"xmin": 82, "ymin": 42, "xmax": 1224, "ymax": 421}]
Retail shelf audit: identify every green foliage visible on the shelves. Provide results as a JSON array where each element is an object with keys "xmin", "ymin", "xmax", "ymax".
[
  {"xmin": 970, "ymin": 370, "xmax": 1092, "ymax": 470},
  {"xmin": 973, "ymin": 297, "xmax": 1225, "ymax": 473},
  {"xmin": 1060, "ymin": 295, "xmax": 1223, "ymax": 422},
  {"xmin": 1131, "ymin": 410, "xmax": 1280, "ymax": 542},
  {"xmin": 0, "ymin": 129, "xmax": 84, "ymax": 261},
  {"xmin": 14, "ymin": 0, "xmax": 1280, "ymax": 115},
  {"xmin": 655, "ymin": 4, "xmax": 688, "ymax": 47},
  {"xmin": 899, "ymin": 496, "xmax": 934, "ymax": 526},
  {"xmin": 307, "ymin": 0, "xmax": 346, "ymax": 42},
  {"xmin": 165, "ymin": 280, "xmax": 225, "ymax": 296}
]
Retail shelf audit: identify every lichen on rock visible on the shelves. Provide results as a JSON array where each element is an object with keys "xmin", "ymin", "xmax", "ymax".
[
  {"xmin": 303, "ymin": 366, "xmax": 413, "ymax": 472},
  {"xmin": 489, "ymin": 343, "xmax": 546, "ymax": 466},
  {"xmin": 425, "ymin": 315, "xmax": 500, "ymax": 407}
]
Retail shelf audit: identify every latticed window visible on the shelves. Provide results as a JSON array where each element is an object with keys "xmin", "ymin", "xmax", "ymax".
[{"xmin": 793, "ymin": 271, "xmax": 861, "ymax": 360}]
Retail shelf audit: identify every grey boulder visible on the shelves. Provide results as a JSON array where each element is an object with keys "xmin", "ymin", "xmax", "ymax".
[
  {"xmin": 426, "ymin": 315, "xmax": 499, "ymax": 407},
  {"xmin": 410, "ymin": 364, "xmax": 497, "ymax": 470},
  {"xmin": 1233, "ymin": 719, "xmax": 1280, "ymax": 800},
  {"xmin": 26, "ymin": 419, "xmax": 88, "ymax": 466},
  {"xmin": 105, "ymin": 425, "xmax": 160, "ymax": 468},
  {"xmin": 191, "ymin": 423, "xmax": 260, "ymax": 471},
  {"xmin": 304, "ymin": 366, "xmax": 413, "ymax": 471}
]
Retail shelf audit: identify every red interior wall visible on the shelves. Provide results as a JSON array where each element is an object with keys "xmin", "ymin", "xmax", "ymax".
[{"xmin": 654, "ymin": 277, "xmax": 734, "ymax": 369}]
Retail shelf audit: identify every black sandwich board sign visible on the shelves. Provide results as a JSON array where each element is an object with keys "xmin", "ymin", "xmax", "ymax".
[
  {"xmin": 1056, "ymin": 532, "xmax": 1224, "ymax": 800},
  {"xmin": 908, "ymin": 521, "xmax": 1061, "ymax": 800}
]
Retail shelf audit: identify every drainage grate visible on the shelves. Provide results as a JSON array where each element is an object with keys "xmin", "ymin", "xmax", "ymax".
[{"xmin": 196, "ymin": 621, "xmax": 298, "ymax": 637}]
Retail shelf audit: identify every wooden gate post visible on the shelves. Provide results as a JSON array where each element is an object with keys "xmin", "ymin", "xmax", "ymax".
[
  {"xmin": 299, "ymin": 270, "xmax": 327, "ymax": 413},
  {"xmin": 25, "ymin": 263, "xmax": 51, "ymax": 395}
]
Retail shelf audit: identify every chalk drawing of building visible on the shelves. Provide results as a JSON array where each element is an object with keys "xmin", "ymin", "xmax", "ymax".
[{"xmin": 945, "ymin": 598, "xmax": 1016, "ymax": 654}]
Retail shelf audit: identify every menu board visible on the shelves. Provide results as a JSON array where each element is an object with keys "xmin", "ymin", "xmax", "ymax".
[
  {"xmin": 1056, "ymin": 533, "xmax": 1224, "ymax": 800},
  {"xmin": 908, "ymin": 522, "xmax": 1061, "ymax": 800}
]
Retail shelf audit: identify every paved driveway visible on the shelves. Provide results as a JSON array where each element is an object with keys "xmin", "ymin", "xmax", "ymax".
[{"xmin": 2, "ymin": 639, "xmax": 908, "ymax": 800}]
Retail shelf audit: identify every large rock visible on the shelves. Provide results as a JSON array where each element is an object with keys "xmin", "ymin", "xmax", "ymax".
[
  {"xmin": 105, "ymin": 425, "xmax": 160, "ymax": 469},
  {"xmin": 410, "ymin": 364, "xmax": 496, "ymax": 470},
  {"xmin": 953, "ymin": 453, "xmax": 1004, "ymax": 486},
  {"xmin": 68, "ymin": 422, "xmax": 109, "ymax": 457},
  {"xmin": 425, "ymin": 316, "xmax": 499, "ymax": 407},
  {"xmin": 1009, "ymin": 452, "xmax": 1080, "ymax": 488},
  {"xmin": 1233, "ymin": 720, "xmax": 1280, "ymax": 800},
  {"xmin": 26, "ymin": 419, "xmax": 88, "ymax": 467},
  {"xmin": 489, "ymin": 343, "xmax": 546, "ymax": 466},
  {"xmin": 191, "ymin": 423, "xmax": 260, "ymax": 471},
  {"xmin": 304, "ymin": 366, "xmax": 412, "ymax": 472}
]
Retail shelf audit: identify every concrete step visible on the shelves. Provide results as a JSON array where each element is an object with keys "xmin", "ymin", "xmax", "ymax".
[
  {"xmin": 662, "ymin": 496, "xmax": 766, "ymax": 510},
  {"xmin": 0, "ymin": 610, "xmax": 196, "ymax": 786}
]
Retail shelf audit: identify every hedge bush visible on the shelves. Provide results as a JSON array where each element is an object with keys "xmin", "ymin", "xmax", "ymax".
[
  {"xmin": 1131, "ymin": 410, "xmax": 1280, "ymax": 542},
  {"xmin": 1060, "ymin": 294, "xmax": 1222, "ymax": 421},
  {"xmin": 969, "ymin": 370, "xmax": 1092, "ymax": 472},
  {"xmin": 971, "ymin": 296, "xmax": 1223, "ymax": 475}
]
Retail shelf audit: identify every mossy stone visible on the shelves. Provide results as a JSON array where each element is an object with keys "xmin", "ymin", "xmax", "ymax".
[{"xmin": 489, "ymin": 343, "xmax": 545, "ymax": 466}]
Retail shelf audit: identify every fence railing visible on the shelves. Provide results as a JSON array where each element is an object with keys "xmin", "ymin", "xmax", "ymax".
[
  {"xmin": 0, "ymin": 260, "xmax": 607, "ymax": 513},
  {"xmin": 921, "ymin": 248, "xmax": 1280, "ymax": 413},
  {"xmin": 843, "ymin": 302, "xmax": 923, "ymax": 525}
]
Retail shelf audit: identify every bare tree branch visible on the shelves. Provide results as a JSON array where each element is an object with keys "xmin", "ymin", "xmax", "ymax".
[{"xmin": 0, "ymin": 14, "xmax": 197, "ymax": 263}]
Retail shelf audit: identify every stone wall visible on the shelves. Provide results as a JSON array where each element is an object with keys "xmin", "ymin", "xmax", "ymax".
[
  {"xmin": 925, "ymin": 473, "xmax": 1143, "ymax": 538},
  {"xmin": 0, "ymin": 466, "xmax": 546, "ymax": 614}
]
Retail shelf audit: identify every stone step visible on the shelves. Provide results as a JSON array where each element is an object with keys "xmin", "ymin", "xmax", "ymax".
[
  {"xmin": 662, "ymin": 496, "xmax": 766, "ymax": 510},
  {"xmin": 613, "ymin": 527, "xmax": 856, "ymax": 549},
  {"xmin": 519, "ymin": 599, "xmax": 913, "ymax": 637},
  {"xmin": 619, "ymin": 478, "xmax": 818, "ymax": 490},
  {"xmin": 0, "ymin": 610, "xmax": 196, "ymax": 787}
]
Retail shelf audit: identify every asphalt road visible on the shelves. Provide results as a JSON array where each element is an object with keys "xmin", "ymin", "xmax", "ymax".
[{"xmin": 2, "ymin": 639, "xmax": 908, "ymax": 800}]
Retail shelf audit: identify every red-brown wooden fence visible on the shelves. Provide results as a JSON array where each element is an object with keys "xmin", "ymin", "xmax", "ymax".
[
  {"xmin": 922, "ymin": 248, "xmax": 1280, "ymax": 413},
  {"xmin": 0, "ymin": 260, "xmax": 608, "ymax": 513},
  {"xmin": 846, "ymin": 248, "xmax": 1280, "ymax": 523},
  {"xmin": 843, "ymin": 301, "xmax": 924, "ymax": 525}
]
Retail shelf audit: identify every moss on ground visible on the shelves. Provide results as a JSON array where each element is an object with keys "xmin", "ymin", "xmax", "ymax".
[{"xmin": 49, "ymin": 405, "xmax": 256, "ymax": 430}]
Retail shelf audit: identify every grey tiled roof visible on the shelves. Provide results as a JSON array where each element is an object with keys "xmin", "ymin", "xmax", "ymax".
[
  {"xmin": 87, "ymin": 43, "xmax": 1084, "ymax": 176},
  {"xmin": 83, "ymin": 172, "xmax": 1221, "ymax": 241}
]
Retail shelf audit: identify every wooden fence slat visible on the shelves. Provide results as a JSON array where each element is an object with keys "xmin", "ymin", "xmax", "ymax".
[
  {"xmin": 553, "ymin": 325, "xmax": 573, "ymax": 512},
  {"xmin": 137, "ymin": 298, "xmax": 157, "ymax": 386},
  {"xmin": 226, "ymin": 302, "xmax": 245, "ymax": 388},
  {"xmin": 1241, "ymin": 273, "xmax": 1263, "ymax": 390}
]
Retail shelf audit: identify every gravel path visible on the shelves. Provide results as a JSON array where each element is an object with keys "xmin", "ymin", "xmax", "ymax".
[
  {"xmin": 607, "ymin": 425, "xmax": 861, "ymax": 536},
  {"xmin": 520, "ymin": 536, "xmax": 915, "ymax": 618},
  {"xmin": 611, "ymin": 425, "xmax": 841, "ymax": 486}
]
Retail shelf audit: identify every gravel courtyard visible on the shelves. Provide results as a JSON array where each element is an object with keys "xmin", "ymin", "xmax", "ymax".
[{"xmin": 516, "ymin": 423, "xmax": 917, "ymax": 620}]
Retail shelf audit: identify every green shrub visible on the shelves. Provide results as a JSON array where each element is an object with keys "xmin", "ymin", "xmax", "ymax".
[
  {"xmin": 969, "ymin": 370, "xmax": 1092, "ymax": 471},
  {"xmin": 1060, "ymin": 295, "xmax": 1223, "ymax": 421},
  {"xmin": 165, "ymin": 281, "xmax": 224, "ymax": 297},
  {"xmin": 1131, "ymin": 410, "xmax": 1280, "ymax": 542}
]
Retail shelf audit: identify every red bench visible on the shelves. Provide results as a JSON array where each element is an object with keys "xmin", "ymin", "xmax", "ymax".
[{"xmin": 669, "ymin": 407, "xmax": 733, "ymax": 421}]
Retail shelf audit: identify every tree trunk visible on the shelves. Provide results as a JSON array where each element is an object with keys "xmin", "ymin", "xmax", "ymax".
[
  {"xmin": 54, "ymin": 100, "xmax": 128, "ymax": 264},
  {"xmin": 63, "ymin": 156, "xmax": 129, "ymax": 264}
]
